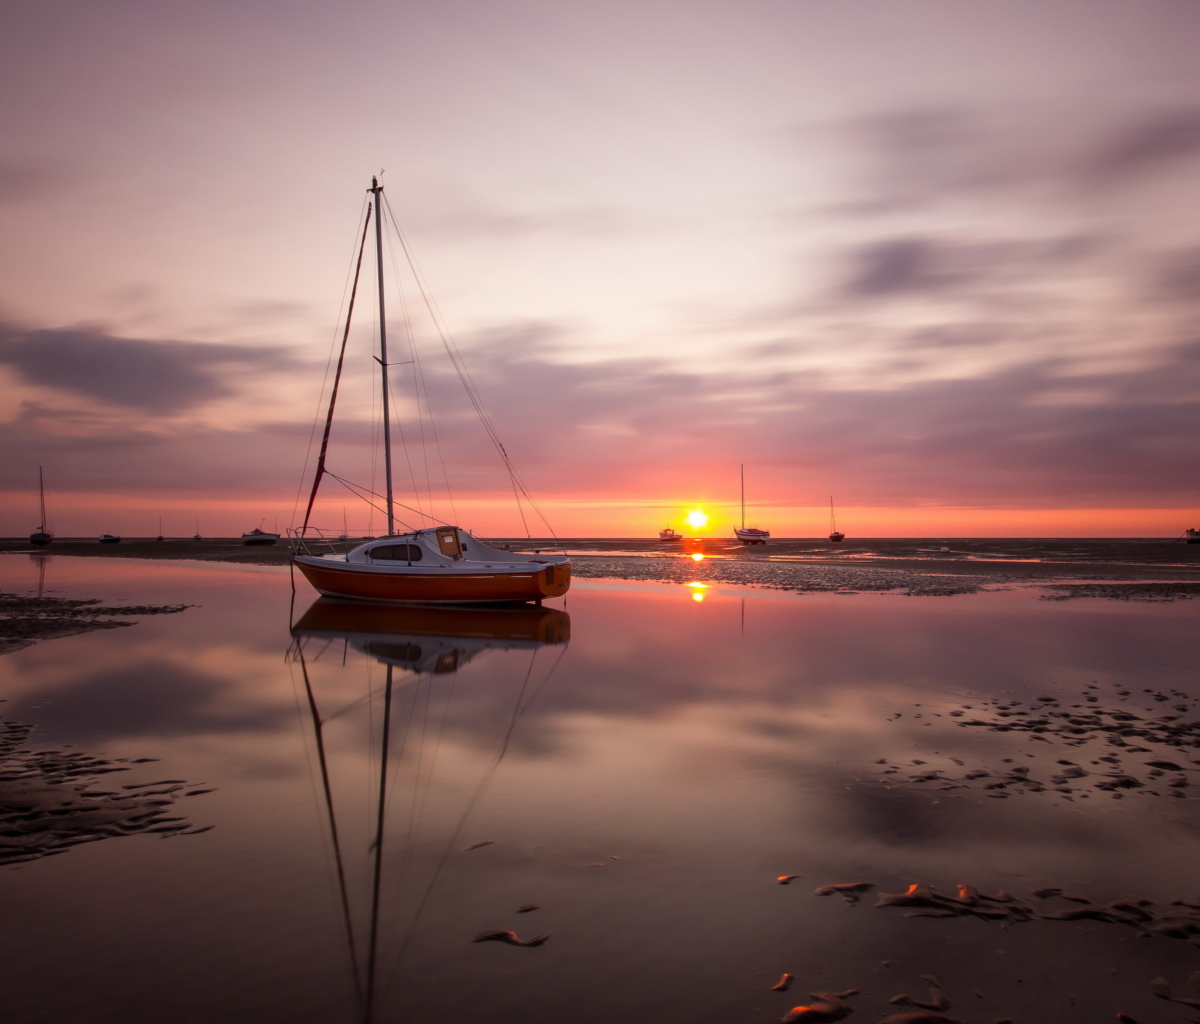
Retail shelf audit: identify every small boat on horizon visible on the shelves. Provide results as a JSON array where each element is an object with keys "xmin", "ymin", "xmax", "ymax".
[
  {"xmin": 29, "ymin": 467, "xmax": 53, "ymax": 547},
  {"xmin": 734, "ymin": 465, "xmax": 769, "ymax": 545},
  {"xmin": 291, "ymin": 178, "xmax": 570, "ymax": 604},
  {"xmin": 1186, "ymin": 528, "xmax": 1200, "ymax": 545},
  {"xmin": 99, "ymin": 534, "xmax": 121, "ymax": 544},
  {"xmin": 659, "ymin": 527, "xmax": 682, "ymax": 541},
  {"xmin": 828, "ymin": 496, "xmax": 845, "ymax": 543}
]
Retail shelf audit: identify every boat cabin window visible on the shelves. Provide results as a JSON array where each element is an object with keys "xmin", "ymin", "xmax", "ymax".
[
  {"xmin": 436, "ymin": 528, "xmax": 462, "ymax": 558},
  {"xmin": 369, "ymin": 544, "xmax": 423, "ymax": 562}
]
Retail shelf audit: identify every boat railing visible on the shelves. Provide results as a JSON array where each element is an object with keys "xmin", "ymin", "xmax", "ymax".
[{"xmin": 289, "ymin": 526, "xmax": 352, "ymax": 557}]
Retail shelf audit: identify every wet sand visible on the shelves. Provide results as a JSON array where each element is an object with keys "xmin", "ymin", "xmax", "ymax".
[{"xmin": 0, "ymin": 588, "xmax": 189, "ymax": 655}]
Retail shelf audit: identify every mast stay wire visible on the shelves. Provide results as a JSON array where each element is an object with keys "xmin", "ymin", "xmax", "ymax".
[
  {"xmin": 325, "ymin": 472, "xmax": 449, "ymax": 530},
  {"xmin": 381, "ymin": 194, "xmax": 556, "ymax": 543},
  {"xmin": 301, "ymin": 204, "xmax": 373, "ymax": 535},
  {"xmin": 291, "ymin": 197, "xmax": 372, "ymax": 532},
  {"xmin": 382, "ymin": 208, "xmax": 455, "ymax": 527}
]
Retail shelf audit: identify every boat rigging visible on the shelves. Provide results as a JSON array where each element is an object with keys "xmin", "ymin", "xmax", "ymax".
[
  {"xmin": 828, "ymin": 496, "xmax": 845, "ymax": 543},
  {"xmin": 292, "ymin": 179, "xmax": 570, "ymax": 604},
  {"xmin": 734, "ymin": 464, "xmax": 769, "ymax": 545}
]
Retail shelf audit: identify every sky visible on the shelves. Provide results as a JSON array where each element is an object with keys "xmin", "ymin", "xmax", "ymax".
[{"xmin": 2, "ymin": 0, "xmax": 1199, "ymax": 537}]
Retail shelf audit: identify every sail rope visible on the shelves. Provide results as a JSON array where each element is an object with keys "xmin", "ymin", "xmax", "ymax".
[
  {"xmin": 381, "ymin": 193, "xmax": 561, "ymax": 544},
  {"xmin": 324, "ymin": 472, "xmax": 450, "ymax": 531},
  {"xmin": 382, "ymin": 217, "xmax": 458, "ymax": 527},
  {"xmin": 300, "ymin": 205, "xmax": 373, "ymax": 534},
  {"xmin": 291, "ymin": 198, "xmax": 371, "ymax": 533}
]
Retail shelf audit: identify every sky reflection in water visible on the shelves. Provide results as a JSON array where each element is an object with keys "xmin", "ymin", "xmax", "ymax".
[{"xmin": 0, "ymin": 554, "xmax": 1198, "ymax": 1023}]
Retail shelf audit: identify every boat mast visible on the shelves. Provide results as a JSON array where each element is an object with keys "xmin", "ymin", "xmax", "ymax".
[
  {"xmin": 830, "ymin": 496, "xmax": 835, "ymax": 534},
  {"xmin": 370, "ymin": 177, "xmax": 396, "ymax": 537},
  {"xmin": 37, "ymin": 466, "xmax": 46, "ymax": 532},
  {"xmin": 740, "ymin": 464, "xmax": 745, "ymax": 530}
]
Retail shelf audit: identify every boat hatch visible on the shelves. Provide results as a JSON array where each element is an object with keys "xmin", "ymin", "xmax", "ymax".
[
  {"xmin": 436, "ymin": 528, "xmax": 462, "ymax": 559},
  {"xmin": 370, "ymin": 543, "xmax": 423, "ymax": 562}
]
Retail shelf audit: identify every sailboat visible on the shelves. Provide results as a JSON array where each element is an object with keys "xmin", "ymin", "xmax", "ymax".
[
  {"xmin": 733, "ymin": 465, "xmax": 769, "ymax": 544},
  {"xmin": 28, "ymin": 467, "xmax": 52, "ymax": 547},
  {"xmin": 292, "ymin": 178, "xmax": 570, "ymax": 604},
  {"xmin": 828, "ymin": 496, "xmax": 845, "ymax": 543}
]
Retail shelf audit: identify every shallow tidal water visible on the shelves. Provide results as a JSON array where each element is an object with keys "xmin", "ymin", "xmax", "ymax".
[{"xmin": 1, "ymin": 554, "xmax": 1199, "ymax": 1024}]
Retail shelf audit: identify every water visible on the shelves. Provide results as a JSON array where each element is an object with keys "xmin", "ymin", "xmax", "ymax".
[{"xmin": 1, "ymin": 554, "xmax": 1199, "ymax": 1023}]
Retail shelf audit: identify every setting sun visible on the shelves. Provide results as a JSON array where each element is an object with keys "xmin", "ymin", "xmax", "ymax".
[{"xmin": 685, "ymin": 509, "xmax": 708, "ymax": 529}]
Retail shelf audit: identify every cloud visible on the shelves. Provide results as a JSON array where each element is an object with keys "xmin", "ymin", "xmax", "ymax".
[
  {"xmin": 0, "ymin": 324, "xmax": 293, "ymax": 413},
  {"xmin": 0, "ymin": 309, "xmax": 1197, "ymax": 512},
  {"xmin": 1090, "ymin": 109, "xmax": 1200, "ymax": 181}
]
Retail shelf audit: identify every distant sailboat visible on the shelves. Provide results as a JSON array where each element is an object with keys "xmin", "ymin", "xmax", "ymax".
[
  {"xmin": 828, "ymin": 496, "xmax": 845, "ymax": 543},
  {"xmin": 29, "ymin": 467, "xmax": 53, "ymax": 547},
  {"xmin": 156, "ymin": 516, "xmax": 164, "ymax": 542},
  {"xmin": 734, "ymin": 465, "xmax": 769, "ymax": 545},
  {"xmin": 193, "ymin": 517, "xmax": 202, "ymax": 541}
]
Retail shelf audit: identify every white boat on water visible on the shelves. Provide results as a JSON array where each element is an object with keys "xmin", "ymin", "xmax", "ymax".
[
  {"xmin": 659, "ymin": 528, "xmax": 682, "ymax": 541},
  {"xmin": 734, "ymin": 465, "xmax": 769, "ymax": 544}
]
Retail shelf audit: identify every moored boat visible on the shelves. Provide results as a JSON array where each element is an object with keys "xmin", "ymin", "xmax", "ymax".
[
  {"xmin": 1186, "ymin": 529, "xmax": 1200, "ymax": 544},
  {"xmin": 242, "ymin": 528, "xmax": 280, "ymax": 546},
  {"xmin": 29, "ymin": 467, "xmax": 53, "ymax": 547},
  {"xmin": 828, "ymin": 496, "xmax": 845, "ymax": 543},
  {"xmin": 659, "ymin": 528, "xmax": 682, "ymax": 541},
  {"xmin": 294, "ymin": 528, "xmax": 570, "ymax": 604},
  {"xmin": 99, "ymin": 534, "xmax": 121, "ymax": 544},
  {"xmin": 292, "ymin": 178, "xmax": 570, "ymax": 604},
  {"xmin": 735, "ymin": 465, "xmax": 769, "ymax": 544}
]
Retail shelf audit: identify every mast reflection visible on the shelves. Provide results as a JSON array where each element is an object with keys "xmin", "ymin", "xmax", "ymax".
[{"xmin": 288, "ymin": 599, "xmax": 570, "ymax": 1023}]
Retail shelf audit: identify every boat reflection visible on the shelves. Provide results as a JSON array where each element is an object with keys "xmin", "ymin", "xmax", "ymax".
[
  {"xmin": 288, "ymin": 597, "xmax": 570, "ymax": 1022},
  {"xmin": 291, "ymin": 598, "xmax": 570, "ymax": 673}
]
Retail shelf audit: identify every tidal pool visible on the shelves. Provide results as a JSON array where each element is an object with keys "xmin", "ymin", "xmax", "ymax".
[{"xmin": 1, "ymin": 554, "xmax": 1198, "ymax": 1024}]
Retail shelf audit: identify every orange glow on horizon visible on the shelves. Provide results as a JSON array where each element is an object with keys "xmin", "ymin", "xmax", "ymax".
[{"xmin": 1, "ymin": 491, "xmax": 1197, "ymax": 538}]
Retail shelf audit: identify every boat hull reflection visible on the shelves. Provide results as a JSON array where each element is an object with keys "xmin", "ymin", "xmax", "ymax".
[{"xmin": 291, "ymin": 598, "xmax": 569, "ymax": 673}]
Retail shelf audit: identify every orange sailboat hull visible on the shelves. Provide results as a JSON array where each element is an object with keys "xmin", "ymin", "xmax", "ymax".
[{"xmin": 293, "ymin": 558, "xmax": 570, "ymax": 604}]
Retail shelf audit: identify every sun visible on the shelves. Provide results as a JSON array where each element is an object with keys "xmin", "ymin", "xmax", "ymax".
[{"xmin": 684, "ymin": 509, "xmax": 708, "ymax": 529}]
